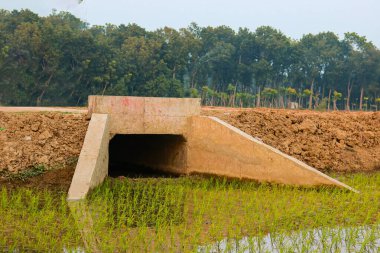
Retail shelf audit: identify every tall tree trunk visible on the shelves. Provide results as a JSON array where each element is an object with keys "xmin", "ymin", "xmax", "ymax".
[
  {"xmin": 76, "ymin": 96, "xmax": 82, "ymax": 106},
  {"xmin": 36, "ymin": 90, "xmax": 45, "ymax": 106},
  {"xmin": 346, "ymin": 79, "xmax": 353, "ymax": 111},
  {"xmin": 327, "ymin": 89, "xmax": 331, "ymax": 111},
  {"xmin": 172, "ymin": 66, "xmax": 176, "ymax": 80},
  {"xmin": 279, "ymin": 95, "xmax": 285, "ymax": 109},
  {"xmin": 333, "ymin": 98, "xmax": 338, "ymax": 110},
  {"xmin": 102, "ymin": 82, "xmax": 108, "ymax": 96},
  {"xmin": 256, "ymin": 86, "xmax": 261, "ymax": 108},
  {"xmin": 190, "ymin": 69, "xmax": 197, "ymax": 89},
  {"xmin": 233, "ymin": 82, "xmax": 238, "ymax": 107},
  {"xmin": 229, "ymin": 86, "xmax": 237, "ymax": 107},
  {"xmin": 309, "ymin": 79, "xmax": 314, "ymax": 110},
  {"xmin": 36, "ymin": 73, "xmax": 54, "ymax": 106},
  {"xmin": 359, "ymin": 86, "xmax": 364, "ymax": 111},
  {"xmin": 322, "ymin": 84, "xmax": 325, "ymax": 99},
  {"xmin": 314, "ymin": 93, "xmax": 320, "ymax": 108},
  {"xmin": 298, "ymin": 96, "xmax": 301, "ymax": 109}
]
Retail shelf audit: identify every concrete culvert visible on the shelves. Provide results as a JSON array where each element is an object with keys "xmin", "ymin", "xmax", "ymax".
[
  {"xmin": 67, "ymin": 96, "xmax": 357, "ymax": 201},
  {"xmin": 108, "ymin": 134, "xmax": 187, "ymax": 178}
]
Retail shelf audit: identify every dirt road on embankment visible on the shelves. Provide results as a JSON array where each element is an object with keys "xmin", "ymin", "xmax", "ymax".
[{"xmin": 0, "ymin": 107, "xmax": 379, "ymax": 182}]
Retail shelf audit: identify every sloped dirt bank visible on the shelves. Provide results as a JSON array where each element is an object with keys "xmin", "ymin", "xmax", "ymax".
[
  {"xmin": 1, "ymin": 108, "xmax": 379, "ymax": 190},
  {"xmin": 0, "ymin": 112, "xmax": 88, "ymax": 174},
  {"xmin": 0, "ymin": 164, "xmax": 76, "ymax": 192},
  {"xmin": 203, "ymin": 108, "xmax": 380, "ymax": 173}
]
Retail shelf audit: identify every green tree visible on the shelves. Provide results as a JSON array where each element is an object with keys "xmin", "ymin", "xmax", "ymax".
[
  {"xmin": 333, "ymin": 91, "xmax": 342, "ymax": 110},
  {"xmin": 142, "ymin": 76, "xmax": 183, "ymax": 97},
  {"xmin": 0, "ymin": 9, "xmax": 379, "ymax": 108}
]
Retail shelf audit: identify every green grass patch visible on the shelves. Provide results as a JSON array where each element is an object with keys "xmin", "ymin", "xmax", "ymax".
[
  {"xmin": 1, "ymin": 165, "xmax": 46, "ymax": 181},
  {"xmin": 0, "ymin": 127, "xmax": 5, "ymax": 131},
  {"xmin": 0, "ymin": 158, "xmax": 78, "ymax": 181},
  {"xmin": 0, "ymin": 173, "xmax": 379, "ymax": 252}
]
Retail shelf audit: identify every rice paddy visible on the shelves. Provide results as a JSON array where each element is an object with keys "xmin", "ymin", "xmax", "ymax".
[{"xmin": 1, "ymin": 172, "xmax": 379, "ymax": 252}]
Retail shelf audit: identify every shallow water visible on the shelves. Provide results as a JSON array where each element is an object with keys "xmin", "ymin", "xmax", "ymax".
[
  {"xmin": 198, "ymin": 225, "xmax": 380, "ymax": 252},
  {"xmin": 62, "ymin": 225, "xmax": 380, "ymax": 252},
  {"xmin": 63, "ymin": 247, "xmax": 85, "ymax": 253},
  {"xmin": 2, "ymin": 173, "xmax": 379, "ymax": 252}
]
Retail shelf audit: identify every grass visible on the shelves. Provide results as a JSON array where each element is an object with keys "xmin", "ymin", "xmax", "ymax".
[
  {"xmin": 0, "ymin": 157, "xmax": 78, "ymax": 181},
  {"xmin": 0, "ymin": 172, "xmax": 379, "ymax": 252},
  {"xmin": 1, "ymin": 165, "xmax": 48, "ymax": 182},
  {"xmin": 2, "ymin": 165, "xmax": 46, "ymax": 181}
]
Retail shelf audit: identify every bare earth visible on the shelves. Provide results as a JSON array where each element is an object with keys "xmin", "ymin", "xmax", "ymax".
[
  {"xmin": 0, "ymin": 107, "xmax": 379, "ymax": 187},
  {"xmin": 0, "ymin": 106, "xmax": 86, "ymax": 113},
  {"xmin": 0, "ymin": 111, "xmax": 88, "ymax": 173},
  {"xmin": 203, "ymin": 107, "xmax": 380, "ymax": 173}
]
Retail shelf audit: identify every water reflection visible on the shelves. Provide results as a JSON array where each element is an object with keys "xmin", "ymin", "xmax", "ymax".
[
  {"xmin": 63, "ymin": 247, "xmax": 85, "ymax": 253},
  {"xmin": 68, "ymin": 198, "xmax": 379, "ymax": 252},
  {"xmin": 68, "ymin": 201, "xmax": 100, "ymax": 253},
  {"xmin": 198, "ymin": 225, "xmax": 380, "ymax": 252}
]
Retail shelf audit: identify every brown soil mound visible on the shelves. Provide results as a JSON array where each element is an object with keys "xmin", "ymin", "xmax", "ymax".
[
  {"xmin": 1, "ymin": 108, "xmax": 379, "ymax": 190},
  {"xmin": 0, "ymin": 112, "xmax": 88, "ymax": 174},
  {"xmin": 204, "ymin": 108, "xmax": 380, "ymax": 172}
]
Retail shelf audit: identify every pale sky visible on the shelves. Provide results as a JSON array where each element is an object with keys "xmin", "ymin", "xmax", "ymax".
[{"xmin": 1, "ymin": 0, "xmax": 379, "ymax": 47}]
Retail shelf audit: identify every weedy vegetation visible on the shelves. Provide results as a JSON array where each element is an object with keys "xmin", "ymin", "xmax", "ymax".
[
  {"xmin": 4, "ymin": 165, "xmax": 46, "ymax": 181},
  {"xmin": 0, "ymin": 173, "xmax": 379, "ymax": 252}
]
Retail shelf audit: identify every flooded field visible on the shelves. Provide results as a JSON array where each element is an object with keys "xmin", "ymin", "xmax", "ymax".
[
  {"xmin": 1, "ymin": 172, "xmax": 379, "ymax": 252},
  {"xmin": 199, "ymin": 225, "xmax": 380, "ymax": 252}
]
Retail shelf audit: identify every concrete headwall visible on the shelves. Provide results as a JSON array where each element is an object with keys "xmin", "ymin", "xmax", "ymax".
[{"xmin": 88, "ymin": 96, "xmax": 200, "ymax": 135}]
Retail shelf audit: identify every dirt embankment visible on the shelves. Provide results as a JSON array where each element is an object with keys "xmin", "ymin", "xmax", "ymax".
[
  {"xmin": 1, "ymin": 108, "xmax": 379, "ymax": 185},
  {"xmin": 204, "ymin": 108, "xmax": 380, "ymax": 173},
  {"xmin": 0, "ymin": 112, "xmax": 88, "ymax": 174}
]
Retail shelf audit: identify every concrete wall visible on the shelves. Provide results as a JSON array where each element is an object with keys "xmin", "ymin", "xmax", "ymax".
[
  {"xmin": 187, "ymin": 116, "xmax": 356, "ymax": 191},
  {"xmin": 68, "ymin": 114, "xmax": 110, "ymax": 201},
  {"xmin": 88, "ymin": 96, "xmax": 201, "ymax": 135}
]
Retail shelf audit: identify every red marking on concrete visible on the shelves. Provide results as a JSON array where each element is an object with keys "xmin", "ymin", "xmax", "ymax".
[{"xmin": 122, "ymin": 98, "xmax": 130, "ymax": 106}]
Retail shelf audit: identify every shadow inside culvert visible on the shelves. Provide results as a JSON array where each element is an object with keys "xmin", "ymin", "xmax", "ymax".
[
  {"xmin": 108, "ymin": 134, "xmax": 187, "ymax": 178},
  {"xmin": 108, "ymin": 162, "xmax": 180, "ymax": 178}
]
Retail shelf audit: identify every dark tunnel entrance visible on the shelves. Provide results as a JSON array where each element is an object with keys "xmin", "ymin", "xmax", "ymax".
[{"xmin": 108, "ymin": 134, "xmax": 187, "ymax": 178}]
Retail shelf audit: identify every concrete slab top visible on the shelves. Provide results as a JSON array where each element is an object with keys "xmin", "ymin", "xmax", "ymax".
[{"xmin": 88, "ymin": 96, "xmax": 201, "ymax": 117}]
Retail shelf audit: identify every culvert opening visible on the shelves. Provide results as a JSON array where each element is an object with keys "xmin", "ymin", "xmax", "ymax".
[{"xmin": 108, "ymin": 134, "xmax": 187, "ymax": 178}]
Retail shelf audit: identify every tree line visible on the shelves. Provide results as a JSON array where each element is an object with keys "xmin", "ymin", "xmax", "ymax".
[{"xmin": 1, "ymin": 9, "xmax": 380, "ymax": 110}]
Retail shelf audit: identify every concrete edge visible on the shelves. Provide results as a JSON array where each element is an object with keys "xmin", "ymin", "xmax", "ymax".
[
  {"xmin": 208, "ymin": 116, "xmax": 359, "ymax": 193},
  {"xmin": 67, "ymin": 114, "xmax": 110, "ymax": 201}
]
